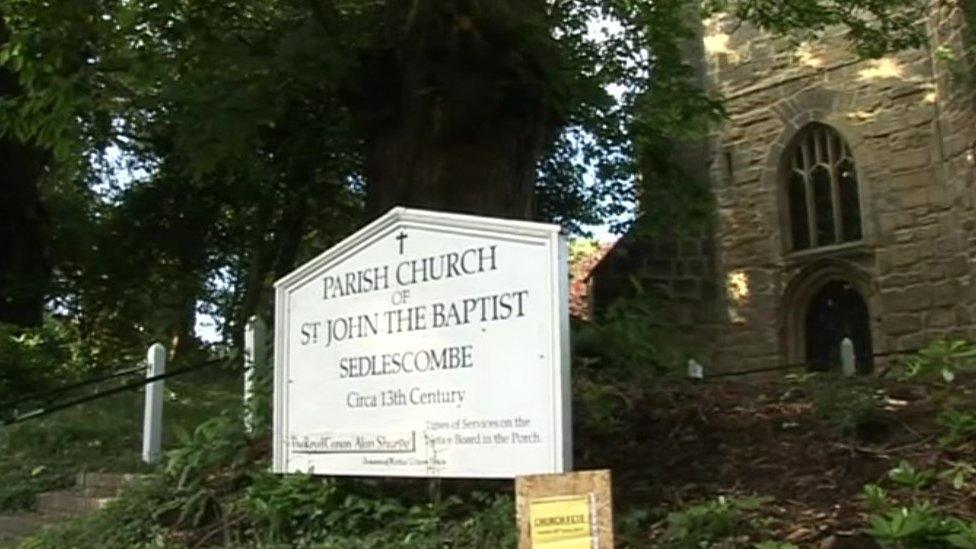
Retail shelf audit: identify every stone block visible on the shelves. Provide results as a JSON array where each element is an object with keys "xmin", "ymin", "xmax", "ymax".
[
  {"xmin": 655, "ymin": 240, "xmax": 678, "ymax": 258},
  {"xmin": 684, "ymin": 259, "xmax": 705, "ymax": 276},
  {"xmin": 929, "ymin": 185, "xmax": 949, "ymax": 208},
  {"xmin": 884, "ymin": 314, "xmax": 923, "ymax": 335},
  {"xmin": 883, "ymin": 286, "xmax": 932, "ymax": 312},
  {"xmin": 960, "ymin": 306, "xmax": 975, "ymax": 326},
  {"xmin": 890, "ymin": 246, "xmax": 919, "ymax": 268},
  {"xmin": 900, "ymin": 187, "xmax": 930, "ymax": 209},
  {"xmin": 926, "ymin": 308, "xmax": 956, "ymax": 328},
  {"xmin": 673, "ymin": 278, "xmax": 701, "ymax": 299},
  {"xmin": 899, "ymin": 332, "xmax": 932, "ymax": 351},
  {"xmin": 924, "ymin": 262, "xmax": 947, "ymax": 281},
  {"xmin": 881, "ymin": 273, "xmax": 917, "ymax": 288},
  {"xmin": 645, "ymin": 260, "xmax": 673, "ymax": 278},
  {"xmin": 679, "ymin": 238, "xmax": 701, "ymax": 258},
  {"xmin": 889, "ymin": 149, "xmax": 932, "ymax": 173},
  {"xmin": 948, "ymin": 255, "xmax": 970, "ymax": 277},
  {"xmin": 933, "ymin": 280, "xmax": 964, "ymax": 307},
  {"xmin": 893, "ymin": 230, "xmax": 915, "ymax": 244}
]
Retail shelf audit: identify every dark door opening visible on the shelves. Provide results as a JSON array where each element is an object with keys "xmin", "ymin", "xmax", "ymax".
[{"xmin": 805, "ymin": 280, "xmax": 873, "ymax": 373}]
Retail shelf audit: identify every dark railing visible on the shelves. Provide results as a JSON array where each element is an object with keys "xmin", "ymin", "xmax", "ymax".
[
  {"xmin": 699, "ymin": 348, "xmax": 921, "ymax": 380},
  {"xmin": 1, "ymin": 353, "xmax": 240, "ymax": 427},
  {"xmin": 1, "ymin": 365, "xmax": 146, "ymax": 410}
]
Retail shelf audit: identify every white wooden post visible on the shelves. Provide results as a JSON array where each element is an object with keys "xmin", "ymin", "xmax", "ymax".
[
  {"xmin": 244, "ymin": 316, "xmax": 267, "ymax": 433},
  {"xmin": 142, "ymin": 342, "xmax": 166, "ymax": 464},
  {"xmin": 841, "ymin": 337, "xmax": 856, "ymax": 377}
]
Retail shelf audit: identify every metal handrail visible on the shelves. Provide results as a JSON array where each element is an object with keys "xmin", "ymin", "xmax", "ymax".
[
  {"xmin": 1, "ymin": 365, "xmax": 146, "ymax": 410},
  {"xmin": 0, "ymin": 352, "xmax": 241, "ymax": 427}
]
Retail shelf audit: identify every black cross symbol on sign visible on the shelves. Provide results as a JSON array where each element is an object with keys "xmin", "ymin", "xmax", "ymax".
[{"xmin": 395, "ymin": 230, "xmax": 408, "ymax": 255}]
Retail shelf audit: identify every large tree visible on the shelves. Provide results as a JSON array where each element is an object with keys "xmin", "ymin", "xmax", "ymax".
[
  {"xmin": 0, "ymin": 0, "xmax": 926, "ymax": 345},
  {"xmin": 0, "ymin": 17, "xmax": 49, "ymax": 328}
]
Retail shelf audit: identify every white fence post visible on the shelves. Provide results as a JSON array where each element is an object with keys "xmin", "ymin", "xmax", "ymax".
[
  {"xmin": 244, "ymin": 316, "xmax": 267, "ymax": 433},
  {"xmin": 142, "ymin": 342, "xmax": 166, "ymax": 464},
  {"xmin": 841, "ymin": 337, "xmax": 856, "ymax": 377}
]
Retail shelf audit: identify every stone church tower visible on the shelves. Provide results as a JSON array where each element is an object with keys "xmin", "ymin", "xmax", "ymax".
[{"xmin": 592, "ymin": 2, "xmax": 976, "ymax": 373}]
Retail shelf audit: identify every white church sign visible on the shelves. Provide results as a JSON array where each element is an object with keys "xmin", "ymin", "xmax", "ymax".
[{"xmin": 273, "ymin": 207, "xmax": 571, "ymax": 478}]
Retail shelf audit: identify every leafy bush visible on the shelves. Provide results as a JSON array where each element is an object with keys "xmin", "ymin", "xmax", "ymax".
[
  {"xmin": 867, "ymin": 503, "xmax": 958, "ymax": 547},
  {"xmin": 864, "ymin": 459, "xmax": 976, "ymax": 548},
  {"xmin": 572, "ymin": 287, "xmax": 683, "ymax": 438},
  {"xmin": 660, "ymin": 495, "xmax": 771, "ymax": 548},
  {"xmin": 0, "ymin": 320, "xmax": 87, "ymax": 406},
  {"xmin": 887, "ymin": 461, "xmax": 937, "ymax": 491},
  {"xmin": 938, "ymin": 406, "xmax": 976, "ymax": 445},
  {"xmin": 863, "ymin": 484, "xmax": 891, "ymax": 512},
  {"xmin": 21, "ymin": 404, "xmax": 517, "ymax": 548},
  {"xmin": 0, "ymin": 390, "xmax": 144, "ymax": 512},
  {"xmin": 573, "ymin": 284, "xmax": 682, "ymax": 377},
  {"xmin": 903, "ymin": 340, "xmax": 976, "ymax": 384},
  {"xmin": 810, "ymin": 376, "xmax": 888, "ymax": 440},
  {"xmin": 20, "ymin": 478, "xmax": 173, "ymax": 548}
]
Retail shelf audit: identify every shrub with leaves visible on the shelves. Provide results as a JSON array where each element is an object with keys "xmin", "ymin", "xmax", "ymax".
[
  {"xmin": 864, "ymin": 459, "xmax": 976, "ymax": 548},
  {"xmin": 810, "ymin": 376, "xmax": 889, "ymax": 440},
  {"xmin": 938, "ymin": 406, "xmax": 976, "ymax": 446},
  {"xmin": 887, "ymin": 461, "xmax": 937, "ymax": 491},
  {"xmin": 903, "ymin": 340, "xmax": 976, "ymax": 384},
  {"xmin": 867, "ymin": 503, "xmax": 958, "ymax": 547},
  {"xmin": 573, "ymin": 282, "xmax": 682, "ymax": 378},
  {"xmin": 660, "ymin": 495, "xmax": 771, "ymax": 548}
]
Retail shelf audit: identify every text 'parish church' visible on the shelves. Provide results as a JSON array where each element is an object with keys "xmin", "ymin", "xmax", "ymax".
[{"xmin": 592, "ymin": 1, "xmax": 976, "ymax": 373}]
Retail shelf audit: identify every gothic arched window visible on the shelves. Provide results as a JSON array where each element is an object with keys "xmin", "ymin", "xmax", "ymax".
[{"xmin": 786, "ymin": 123, "xmax": 862, "ymax": 251}]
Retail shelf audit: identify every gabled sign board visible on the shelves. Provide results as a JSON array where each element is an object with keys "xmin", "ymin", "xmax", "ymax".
[{"xmin": 273, "ymin": 207, "xmax": 571, "ymax": 478}]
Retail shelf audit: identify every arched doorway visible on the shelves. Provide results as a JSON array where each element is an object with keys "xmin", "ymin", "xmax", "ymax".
[{"xmin": 805, "ymin": 280, "xmax": 873, "ymax": 373}]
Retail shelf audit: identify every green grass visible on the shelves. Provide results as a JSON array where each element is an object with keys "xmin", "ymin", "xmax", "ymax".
[{"xmin": 0, "ymin": 364, "xmax": 242, "ymax": 512}]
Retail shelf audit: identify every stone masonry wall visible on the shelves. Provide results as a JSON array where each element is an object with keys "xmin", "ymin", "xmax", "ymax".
[{"xmin": 701, "ymin": 0, "xmax": 976, "ymax": 371}]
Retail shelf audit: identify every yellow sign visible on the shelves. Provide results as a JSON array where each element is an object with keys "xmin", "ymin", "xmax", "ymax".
[{"xmin": 528, "ymin": 494, "xmax": 595, "ymax": 548}]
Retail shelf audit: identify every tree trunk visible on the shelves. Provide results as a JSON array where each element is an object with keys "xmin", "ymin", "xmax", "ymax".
[
  {"xmin": 0, "ymin": 21, "xmax": 49, "ymax": 327},
  {"xmin": 354, "ymin": 0, "xmax": 561, "ymax": 220}
]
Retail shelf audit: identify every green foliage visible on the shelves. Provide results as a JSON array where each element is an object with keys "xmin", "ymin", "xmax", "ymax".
[
  {"xmin": 863, "ymin": 484, "xmax": 892, "ymax": 512},
  {"xmin": 240, "ymin": 477, "xmax": 515, "ymax": 548},
  {"xmin": 568, "ymin": 237, "xmax": 603, "ymax": 265},
  {"xmin": 0, "ymin": 0, "xmax": 933, "ymax": 353},
  {"xmin": 0, "ymin": 318, "xmax": 106, "ymax": 404},
  {"xmin": 946, "ymin": 519, "xmax": 976, "ymax": 548},
  {"xmin": 863, "ymin": 456, "xmax": 976, "ymax": 548},
  {"xmin": 0, "ymin": 365, "xmax": 239, "ymax": 513},
  {"xmin": 887, "ymin": 461, "xmax": 937, "ymax": 491},
  {"xmin": 572, "ymin": 287, "xmax": 682, "ymax": 436},
  {"xmin": 661, "ymin": 495, "xmax": 771, "ymax": 549},
  {"xmin": 240, "ymin": 473, "xmax": 342, "ymax": 544},
  {"xmin": 19, "ymin": 389, "xmax": 515, "ymax": 548},
  {"xmin": 940, "ymin": 461, "xmax": 976, "ymax": 492},
  {"xmin": 903, "ymin": 340, "xmax": 976, "ymax": 384},
  {"xmin": 867, "ymin": 503, "xmax": 958, "ymax": 547},
  {"xmin": 703, "ymin": 0, "xmax": 926, "ymax": 58},
  {"xmin": 810, "ymin": 376, "xmax": 888, "ymax": 440},
  {"xmin": 20, "ymin": 478, "xmax": 173, "ymax": 548},
  {"xmin": 0, "ymin": 392, "xmax": 143, "ymax": 512},
  {"xmin": 938, "ymin": 406, "xmax": 976, "ymax": 445},
  {"xmin": 574, "ymin": 284, "xmax": 681, "ymax": 376},
  {"xmin": 160, "ymin": 415, "xmax": 252, "ymax": 530}
]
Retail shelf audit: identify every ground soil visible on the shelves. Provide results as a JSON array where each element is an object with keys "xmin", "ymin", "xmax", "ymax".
[{"xmin": 575, "ymin": 372, "xmax": 976, "ymax": 547}]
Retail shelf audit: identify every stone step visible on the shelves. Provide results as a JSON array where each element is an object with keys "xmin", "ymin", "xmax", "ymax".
[
  {"xmin": 76, "ymin": 472, "xmax": 146, "ymax": 491},
  {"xmin": 0, "ymin": 512, "xmax": 57, "ymax": 545},
  {"xmin": 34, "ymin": 491, "xmax": 113, "ymax": 515}
]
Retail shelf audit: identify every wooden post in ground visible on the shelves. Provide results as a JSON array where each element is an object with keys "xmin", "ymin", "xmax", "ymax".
[
  {"xmin": 244, "ymin": 316, "xmax": 267, "ymax": 433},
  {"xmin": 841, "ymin": 337, "xmax": 856, "ymax": 377},
  {"xmin": 142, "ymin": 342, "xmax": 166, "ymax": 464}
]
